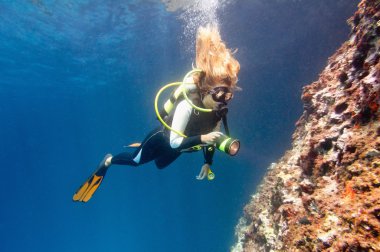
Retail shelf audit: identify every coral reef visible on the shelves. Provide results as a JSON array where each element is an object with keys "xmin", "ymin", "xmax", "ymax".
[{"xmin": 232, "ymin": 1, "xmax": 380, "ymax": 251}]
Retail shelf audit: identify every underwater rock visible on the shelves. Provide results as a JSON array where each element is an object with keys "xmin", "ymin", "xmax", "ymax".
[{"xmin": 232, "ymin": 1, "xmax": 380, "ymax": 251}]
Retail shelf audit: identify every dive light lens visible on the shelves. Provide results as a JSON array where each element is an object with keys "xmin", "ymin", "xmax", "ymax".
[
  {"xmin": 216, "ymin": 135, "xmax": 241, "ymax": 156},
  {"xmin": 228, "ymin": 139, "xmax": 240, "ymax": 156}
]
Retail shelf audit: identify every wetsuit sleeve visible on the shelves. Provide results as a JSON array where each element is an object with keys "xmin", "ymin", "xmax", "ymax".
[{"xmin": 170, "ymin": 100, "xmax": 203, "ymax": 150}]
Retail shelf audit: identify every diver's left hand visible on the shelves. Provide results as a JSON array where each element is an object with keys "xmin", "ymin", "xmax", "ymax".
[{"xmin": 196, "ymin": 163, "xmax": 210, "ymax": 180}]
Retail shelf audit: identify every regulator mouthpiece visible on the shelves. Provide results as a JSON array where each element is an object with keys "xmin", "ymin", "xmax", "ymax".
[{"xmin": 216, "ymin": 135, "xmax": 240, "ymax": 156}]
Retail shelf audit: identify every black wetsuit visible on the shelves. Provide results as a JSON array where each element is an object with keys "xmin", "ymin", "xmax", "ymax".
[{"xmin": 111, "ymin": 93, "xmax": 222, "ymax": 169}]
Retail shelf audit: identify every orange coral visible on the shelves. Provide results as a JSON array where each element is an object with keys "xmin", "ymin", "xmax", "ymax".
[{"xmin": 343, "ymin": 181, "xmax": 356, "ymax": 201}]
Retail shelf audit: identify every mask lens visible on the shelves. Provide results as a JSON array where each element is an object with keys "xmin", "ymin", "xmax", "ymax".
[
  {"xmin": 209, "ymin": 87, "xmax": 233, "ymax": 103},
  {"xmin": 224, "ymin": 92, "xmax": 233, "ymax": 101},
  {"xmin": 228, "ymin": 140, "xmax": 240, "ymax": 156}
]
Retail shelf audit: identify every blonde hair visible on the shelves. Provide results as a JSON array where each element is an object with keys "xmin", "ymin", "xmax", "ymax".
[{"xmin": 194, "ymin": 24, "xmax": 240, "ymax": 91}]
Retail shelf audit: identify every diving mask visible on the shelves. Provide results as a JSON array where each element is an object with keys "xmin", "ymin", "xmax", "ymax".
[{"xmin": 207, "ymin": 86, "xmax": 233, "ymax": 103}]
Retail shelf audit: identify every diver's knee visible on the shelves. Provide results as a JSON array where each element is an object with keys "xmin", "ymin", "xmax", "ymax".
[
  {"xmin": 105, "ymin": 156, "xmax": 113, "ymax": 167},
  {"xmin": 110, "ymin": 156, "xmax": 139, "ymax": 167},
  {"xmin": 155, "ymin": 161, "xmax": 168, "ymax": 169}
]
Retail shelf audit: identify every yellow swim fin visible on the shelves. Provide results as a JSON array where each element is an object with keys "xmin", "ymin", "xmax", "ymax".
[
  {"xmin": 72, "ymin": 154, "xmax": 112, "ymax": 203},
  {"xmin": 72, "ymin": 174, "xmax": 104, "ymax": 202}
]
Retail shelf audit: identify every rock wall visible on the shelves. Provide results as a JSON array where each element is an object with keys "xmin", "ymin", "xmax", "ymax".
[{"xmin": 232, "ymin": 1, "xmax": 380, "ymax": 251}]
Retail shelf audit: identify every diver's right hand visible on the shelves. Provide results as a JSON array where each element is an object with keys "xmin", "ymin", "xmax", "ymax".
[{"xmin": 201, "ymin": 131, "xmax": 223, "ymax": 144}]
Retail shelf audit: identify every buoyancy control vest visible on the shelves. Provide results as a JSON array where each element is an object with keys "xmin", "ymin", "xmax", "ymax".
[{"xmin": 163, "ymin": 91, "xmax": 222, "ymax": 138}]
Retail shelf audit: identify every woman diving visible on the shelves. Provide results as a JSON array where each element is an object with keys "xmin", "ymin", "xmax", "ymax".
[{"xmin": 73, "ymin": 25, "xmax": 240, "ymax": 202}]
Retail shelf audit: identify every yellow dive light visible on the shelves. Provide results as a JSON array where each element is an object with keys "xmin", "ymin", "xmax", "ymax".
[{"xmin": 207, "ymin": 168, "xmax": 215, "ymax": 180}]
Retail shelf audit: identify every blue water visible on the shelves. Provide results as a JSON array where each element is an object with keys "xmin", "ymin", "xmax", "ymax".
[{"xmin": 0, "ymin": 1, "xmax": 357, "ymax": 251}]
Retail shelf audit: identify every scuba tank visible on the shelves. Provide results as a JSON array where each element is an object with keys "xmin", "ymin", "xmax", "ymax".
[
  {"xmin": 158, "ymin": 82, "xmax": 198, "ymax": 120},
  {"xmin": 154, "ymin": 69, "xmax": 210, "ymax": 138}
]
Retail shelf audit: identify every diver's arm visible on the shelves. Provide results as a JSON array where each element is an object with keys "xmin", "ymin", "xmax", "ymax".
[
  {"xmin": 170, "ymin": 100, "xmax": 222, "ymax": 150},
  {"xmin": 170, "ymin": 100, "xmax": 202, "ymax": 150},
  {"xmin": 202, "ymin": 121, "xmax": 221, "ymax": 164}
]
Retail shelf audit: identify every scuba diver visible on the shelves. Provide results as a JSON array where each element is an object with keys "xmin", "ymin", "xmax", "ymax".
[{"xmin": 73, "ymin": 24, "xmax": 241, "ymax": 203}]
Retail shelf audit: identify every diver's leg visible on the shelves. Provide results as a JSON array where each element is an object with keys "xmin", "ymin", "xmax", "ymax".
[
  {"xmin": 111, "ymin": 152, "xmax": 139, "ymax": 166},
  {"xmin": 154, "ymin": 149, "xmax": 181, "ymax": 169},
  {"xmin": 111, "ymin": 128, "xmax": 166, "ymax": 167}
]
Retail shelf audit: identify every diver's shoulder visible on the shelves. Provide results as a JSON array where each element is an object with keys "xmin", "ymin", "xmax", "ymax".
[{"xmin": 177, "ymin": 99, "xmax": 192, "ymax": 111}]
